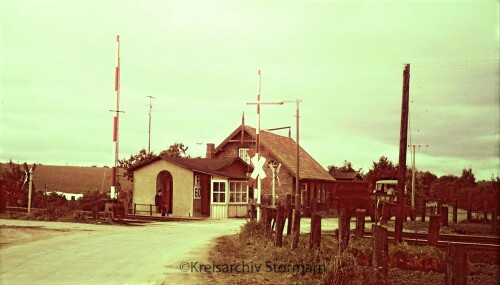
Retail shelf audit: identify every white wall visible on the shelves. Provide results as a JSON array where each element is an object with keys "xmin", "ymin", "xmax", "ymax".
[{"xmin": 133, "ymin": 160, "xmax": 193, "ymax": 217}]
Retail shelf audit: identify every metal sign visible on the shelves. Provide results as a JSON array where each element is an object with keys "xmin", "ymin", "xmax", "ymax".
[{"xmin": 193, "ymin": 187, "xmax": 201, "ymax": 199}]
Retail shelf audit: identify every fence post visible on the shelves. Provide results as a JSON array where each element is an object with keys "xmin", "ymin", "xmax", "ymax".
[
  {"xmin": 355, "ymin": 209, "xmax": 366, "ymax": 239},
  {"xmin": 428, "ymin": 214, "xmax": 441, "ymax": 246},
  {"xmin": 133, "ymin": 203, "xmax": 137, "ymax": 215},
  {"xmin": 492, "ymin": 211, "xmax": 497, "ymax": 233},
  {"xmin": 421, "ymin": 203, "xmax": 426, "ymax": 222},
  {"xmin": 291, "ymin": 209, "xmax": 301, "ymax": 249},
  {"xmin": 445, "ymin": 244, "xmax": 468, "ymax": 285},
  {"xmin": 441, "ymin": 205, "xmax": 449, "ymax": 227},
  {"xmin": 453, "ymin": 202, "xmax": 458, "ymax": 224},
  {"xmin": 338, "ymin": 207, "xmax": 350, "ymax": 252},
  {"xmin": 262, "ymin": 207, "xmax": 269, "ymax": 236},
  {"xmin": 372, "ymin": 224, "xmax": 389, "ymax": 285},
  {"xmin": 275, "ymin": 206, "xmax": 285, "ymax": 247},
  {"xmin": 286, "ymin": 194, "xmax": 293, "ymax": 236},
  {"xmin": 309, "ymin": 213, "xmax": 321, "ymax": 250},
  {"xmin": 150, "ymin": 204, "xmax": 153, "ymax": 216}
]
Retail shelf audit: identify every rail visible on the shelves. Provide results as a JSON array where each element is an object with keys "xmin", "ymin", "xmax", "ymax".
[{"xmin": 132, "ymin": 203, "xmax": 155, "ymax": 216}]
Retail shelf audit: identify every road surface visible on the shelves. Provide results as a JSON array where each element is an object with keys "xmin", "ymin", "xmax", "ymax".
[
  {"xmin": 0, "ymin": 218, "xmax": 246, "ymax": 285},
  {"xmin": 0, "ymin": 216, "xmax": 354, "ymax": 285}
]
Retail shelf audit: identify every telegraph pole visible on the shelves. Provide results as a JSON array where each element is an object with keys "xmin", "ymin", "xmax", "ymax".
[
  {"xmin": 395, "ymin": 63, "xmax": 410, "ymax": 243},
  {"xmin": 408, "ymin": 144, "xmax": 428, "ymax": 210},
  {"xmin": 147, "ymin": 95, "xmax": 155, "ymax": 154}
]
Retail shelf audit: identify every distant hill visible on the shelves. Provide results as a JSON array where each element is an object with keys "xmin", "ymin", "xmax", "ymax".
[{"xmin": 0, "ymin": 163, "xmax": 132, "ymax": 195}]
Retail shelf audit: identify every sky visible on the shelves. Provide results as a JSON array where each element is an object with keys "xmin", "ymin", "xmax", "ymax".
[{"xmin": 1, "ymin": 0, "xmax": 498, "ymax": 181}]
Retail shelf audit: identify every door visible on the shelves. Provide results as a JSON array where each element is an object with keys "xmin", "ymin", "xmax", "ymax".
[
  {"xmin": 156, "ymin": 171, "xmax": 173, "ymax": 214},
  {"xmin": 200, "ymin": 174, "xmax": 210, "ymax": 216}
]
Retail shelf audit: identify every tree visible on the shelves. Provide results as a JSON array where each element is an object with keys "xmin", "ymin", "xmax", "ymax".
[
  {"xmin": 120, "ymin": 143, "xmax": 191, "ymax": 182},
  {"xmin": 159, "ymin": 142, "xmax": 189, "ymax": 158},
  {"xmin": 0, "ymin": 160, "xmax": 29, "ymax": 210},
  {"xmin": 364, "ymin": 156, "xmax": 398, "ymax": 185},
  {"xmin": 328, "ymin": 160, "xmax": 364, "ymax": 179},
  {"xmin": 119, "ymin": 149, "xmax": 156, "ymax": 182}
]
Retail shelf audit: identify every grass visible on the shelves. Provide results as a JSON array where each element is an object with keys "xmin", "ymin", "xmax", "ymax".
[{"xmin": 208, "ymin": 220, "xmax": 499, "ymax": 285}]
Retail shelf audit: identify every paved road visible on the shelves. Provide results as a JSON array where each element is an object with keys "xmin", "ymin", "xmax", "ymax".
[{"xmin": 0, "ymin": 218, "xmax": 246, "ymax": 285}]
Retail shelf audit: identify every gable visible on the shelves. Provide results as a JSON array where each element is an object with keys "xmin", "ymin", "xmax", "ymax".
[{"xmin": 213, "ymin": 125, "xmax": 335, "ymax": 182}]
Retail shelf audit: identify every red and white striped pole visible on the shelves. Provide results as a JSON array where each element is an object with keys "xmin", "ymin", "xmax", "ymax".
[{"xmin": 111, "ymin": 35, "xmax": 121, "ymax": 199}]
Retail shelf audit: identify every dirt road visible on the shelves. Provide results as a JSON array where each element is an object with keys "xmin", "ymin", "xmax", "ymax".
[{"xmin": 0, "ymin": 218, "xmax": 246, "ymax": 285}]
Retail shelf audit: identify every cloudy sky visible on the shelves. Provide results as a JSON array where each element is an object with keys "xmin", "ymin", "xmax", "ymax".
[{"xmin": 1, "ymin": 0, "xmax": 498, "ymax": 180}]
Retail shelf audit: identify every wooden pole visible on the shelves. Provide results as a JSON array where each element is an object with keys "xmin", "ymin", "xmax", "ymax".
[
  {"xmin": 453, "ymin": 201, "xmax": 458, "ymax": 224},
  {"xmin": 355, "ymin": 209, "xmax": 366, "ymax": 239},
  {"xmin": 338, "ymin": 207, "xmax": 350, "ymax": 252},
  {"xmin": 428, "ymin": 214, "xmax": 441, "ymax": 246},
  {"xmin": 395, "ymin": 63, "xmax": 410, "ymax": 243},
  {"xmin": 291, "ymin": 209, "xmax": 300, "ymax": 249},
  {"xmin": 372, "ymin": 225, "xmax": 389, "ymax": 285},
  {"xmin": 441, "ymin": 205, "xmax": 449, "ymax": 227},
  {"xmin": 286, "ymin": 194, "xmax": 292, "ymax": 235},
  {"xmin": 421, "ymin": 202, "xmax": 426, "ymax": 222},
  {"xmin": 309, "ymin": 213, "xmax": 321, "ymax": 250},
  {"xmin": 275, "ymin": 206, "xmax": 285, "ymax": 247},
  {"xmin": 492, "ymin": 211, "xmax": 497, "ymax": 233},
  {"xmin": 445, "ymin": 244, "xmax": 468, "ymax": 285}
]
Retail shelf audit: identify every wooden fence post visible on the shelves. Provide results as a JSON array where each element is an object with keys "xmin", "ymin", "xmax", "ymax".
[
  {"xmin": 268, "ymin": 208, "xmax": 275, "ymax": 233},
  {"xmin": 380, "ymin": 203, "xmax": 388, "ymax": 225},
  {"xmin": 286, "ymin": 194, "xmax": 293, "ymax": 236},
  {"xmin": 275, "ymin": 206, "xmax": 285, "ymax": 247},
  {"xmin": 492, "ymin": 211, "xmax": 497, "ymax": 233},
  {"xmin": 445, "ymin": 244, "xmax": 468, "ymax": 285},
  {"xmin": 428, "ymin": 214, "xmax": 441, "ymax": 246},
  {"xmin": 421, "ymin": 205, "xmax": 426, "ymax": 222},
  {"xmin": 291, "ymin": 209, "xmax": 301, "ymax": 249},
  {"xmin": 372, "ymin": 224, "xmax": 389, "ymax": 285},
  {"xmin": 355, "ymin": 209, "xmax": 366, "ymax": 239},
  {"xmin": 453, "ymin": 202, "xmax": 458, "ymax": 224},
  {"xmin": 250, "ymin": 203, "xmax": 256, "ymax": 222},
  {"xmin": 338, "ymin": 207, "xmax": 350, "ymax": 252},
  {"xmin": 441, "ymin": 205, "xmax": 449, "ymax": 227},
  {"xmin": 149, "ymin": 204, "xmax": 153, "ymax": 216},
  {"xmin": 309, "ymin": 213, "xmax": 321, "ymax": 250}
]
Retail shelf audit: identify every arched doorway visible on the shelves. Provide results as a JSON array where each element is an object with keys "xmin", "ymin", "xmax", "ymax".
[{"xmin": 156, "ymin": 171, "xmax": 173, "ymax": 214}]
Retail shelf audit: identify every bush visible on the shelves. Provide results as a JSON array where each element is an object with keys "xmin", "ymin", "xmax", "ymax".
[
  {"xmin": 389, "ymin": 243, "xmax": 445, "ymax": 272},
  {"xmin": 238, "ymin": 220, "xmax": 265, "ymax": 241}
]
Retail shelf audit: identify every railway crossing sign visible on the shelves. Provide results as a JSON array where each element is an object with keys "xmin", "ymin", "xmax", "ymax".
[{"xmin": 247, "ymin": 149, "xmax": 270, "ymax": 188}]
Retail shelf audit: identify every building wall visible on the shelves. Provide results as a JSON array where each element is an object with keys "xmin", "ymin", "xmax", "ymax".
[
  {"xmin": 133, "ymin": 160, "xmax": 194, "ymax": 217},
  {"xmin": 215, "ymin": 140, "xmax": 296, "ymax": 206}
]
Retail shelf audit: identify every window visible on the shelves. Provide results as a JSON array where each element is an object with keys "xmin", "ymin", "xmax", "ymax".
[
  {"xmin": 239, "ymin": 148, "xmax": 250, "ymax": 164},
  {"xmin": 212, "ymin": 181, "xmax": 226, "ymax": 203},
  {"xmin": 229, "ymin": 181, "xmax": 248, "ymax": 203}
]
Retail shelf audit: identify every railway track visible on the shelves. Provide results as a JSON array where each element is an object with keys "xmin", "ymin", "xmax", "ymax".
[{"xmin": 364, "ymin": 231, "xmax": 500, "ymax": 252}]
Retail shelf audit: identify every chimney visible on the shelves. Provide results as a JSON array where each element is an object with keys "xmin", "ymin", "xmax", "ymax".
[{"xmin": 206, "ymin": 143, "xmax": 215, "ymax": 158}]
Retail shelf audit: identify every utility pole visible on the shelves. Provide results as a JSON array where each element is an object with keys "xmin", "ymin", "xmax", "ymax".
[
  {"xmin": 147, "ymin": 95, "xmax": 155, "ymax": 154},
  {"xmin": 282, "ymin": 100, "xmax": 302, "ymax": 212},
  {"xmin": 23, "ymin": 163, "xmax": 36, "ymax": 215},
  {"xmin": 408, "ymin": 144, "xmax": 429, "ymax": 210},
  {"xmin": 395, "ymin": 63, "xmax": 410, "ymax": 243},
  {"xmin": 246, "ymin": 70, "xmax": 284, "ymax": 220}
]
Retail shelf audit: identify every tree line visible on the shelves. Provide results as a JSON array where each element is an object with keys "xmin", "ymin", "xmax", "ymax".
[{"xmin": 328, "ymin": 156, "xmax": 499, "ymax": 212}]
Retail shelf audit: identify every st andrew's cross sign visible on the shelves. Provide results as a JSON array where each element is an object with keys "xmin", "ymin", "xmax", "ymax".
[{"xmin": 247, "ymin": 149, "xmax": 271, "ymax": 188}]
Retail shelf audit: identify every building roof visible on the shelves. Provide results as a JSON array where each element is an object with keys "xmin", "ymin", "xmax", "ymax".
[
  {"xmin": 165, "ymin": 156, "xmax": 249, "ymax": 179},
  {"xmin": 130, "ymin": 156, "xmax": 250, "ymax": 180},
  {"xmin": 213, "ymin": 125, "xmax": 335, "ymax": 182},
  {"xmin": 0, "ymin": 163, "xmax": 132, "ymax": 195},
  {"xmin": 330, "ymin": 171, "xmax": 362, "ymax": 180}
]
